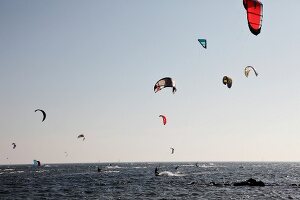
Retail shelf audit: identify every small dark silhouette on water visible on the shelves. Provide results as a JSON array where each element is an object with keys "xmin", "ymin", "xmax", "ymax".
[
  {"xmin": 155, "ymin": 167, "xmax": 159, "ymax": 176},
  {"xmin": 97, "ymin": 166, "xmax": 101, "ymax": 172}
]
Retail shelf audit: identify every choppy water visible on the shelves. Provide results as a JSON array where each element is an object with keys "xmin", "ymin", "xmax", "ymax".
[{"xmin": 1, "ymin": 162, "xmax": 300, "ymax": 199}]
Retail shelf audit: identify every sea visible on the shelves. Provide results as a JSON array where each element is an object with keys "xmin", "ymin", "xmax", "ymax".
[{"xmin": 1, "ymin": 162, "xmax": 300, "ymax": 199}]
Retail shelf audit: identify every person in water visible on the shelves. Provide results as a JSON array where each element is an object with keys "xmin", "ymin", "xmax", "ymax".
[
  {"xmin": 155, "ymin": 167, "xmax": 159, "ymax": 176},
  {"xmin": 97, "ymin": 166, "xmax": 101, "ymax": 172}
]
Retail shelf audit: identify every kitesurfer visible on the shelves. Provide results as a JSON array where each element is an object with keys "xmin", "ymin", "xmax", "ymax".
[{"xmin": 155, "ymin": 167, "xmax": 159, "ymax": 176}]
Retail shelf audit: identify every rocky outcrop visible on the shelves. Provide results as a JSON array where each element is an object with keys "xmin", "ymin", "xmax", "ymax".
[{"xmin": 233, "ymin": 178, "xmax": 265, "ymax": 186}]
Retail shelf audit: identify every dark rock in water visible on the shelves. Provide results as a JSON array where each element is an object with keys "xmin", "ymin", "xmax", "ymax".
[
  {"xmin": 224, "ymin": 182, "xmax": 231, "ymax": 186},
  {"xmin": 233, "ymin": 178, "xmax": 265, "ymax": 187}
]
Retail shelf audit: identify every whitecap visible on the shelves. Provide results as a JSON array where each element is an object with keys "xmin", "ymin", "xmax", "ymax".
[
  {"xmin": 106, "ymin": 165, "xmax": 123, "ymax": 169},
  {"xmin": 3, "ymin": 168, "xmax": 14, "ymax": 171},
  {"xmin": 180, "ymin": 164, "xmax": 194, "ymax": 167},
  {"xmin": 158, "ymin": 171, "xmax": 185, "ymax": 177},
  {"xmin": 104, "ymin": 170, "xmax": 120, "ymax": 173},
  {"xmin": 35, "ymin": 170, "xmax": 48, "ymax": 173}
]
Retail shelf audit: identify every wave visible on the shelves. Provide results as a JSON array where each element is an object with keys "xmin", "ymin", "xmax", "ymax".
[
  {"xmin": 8, "ymin": 171, "xmax": 24, "ymax": 174},
  {"xmin": 180, "ymin": 164, "xmax": 195, "ymax": 167},
  {"xmin": 158, "ymin": 171, "xmax": 185, "ymax": 177},
  {"xmin": 35, "ymin": 170, "xmax": 48, "ymax": 173},
  {"xmin": 106, "ymin": 165, "xmax": 125, "ymax": 169},
  {"xmin": 132, "ymin": 166, "xmax": 147, "ymax": 169},
  {"xmin": 104, "ymin": 170, "xmax": 120, "ymax": 173},
  {"xmin": 178, "ymin": 163, "xmax": 217, "ymax": 168},
  {"xmin": 197, "ymin": 164, "xmax": 216, "ymax": 168},
  {"xmin": 3, "ymin": 169, "xmax": 14, "ymax": 171}
]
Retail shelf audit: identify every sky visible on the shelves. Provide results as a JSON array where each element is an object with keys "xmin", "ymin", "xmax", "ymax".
[{"xmin": 1, "ymin": 0, "xmax": 300, "ymax": 164}]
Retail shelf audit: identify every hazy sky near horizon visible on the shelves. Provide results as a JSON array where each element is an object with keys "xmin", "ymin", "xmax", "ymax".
[{"xmin": 1, "ymin": 0, "xmax": 300, "ymax": 164}]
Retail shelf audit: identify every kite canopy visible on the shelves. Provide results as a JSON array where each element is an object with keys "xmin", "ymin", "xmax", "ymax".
[
  {"xmin": 12, "ymin": 143, "xmax": 16, "ymax": 149},
  {"xmin": 223, "ymin": 76, "xmax": 233, "ymax": 88},
  {"xmin": 154, "ymin": 77, "xmax": 176, "ymax": 94},
  {"xmin": 35, "ymin": 109, "xmax": 46, "ymax": 122},
  {"xmin": 33, "ymin": 160, "xmax": 41, "ymax": 166},
  {"xmin": 243, "ymin": 0, "xmax": 263, "ymax": 35},
  {"xmin": 77, "ymin": 134, "xmax": 85, "ymax": 141},
  {"xmin": 244, "ymin": 66, "xmax": 258, "ymax": 77},
  {"xmin": 198, "ymin": 39, "xmax": 207, "ymax": 49},
  {"xmin": 159, "ymin": 115, "xmax": 167, "ymax": 125},
  {"xmin": 170, "ymin": 147, "xmax": 174, "ymax": 154}
]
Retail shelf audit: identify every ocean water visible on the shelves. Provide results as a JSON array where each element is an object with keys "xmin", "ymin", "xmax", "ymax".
[{"xmin": 1, "ymin": 162, "xmax": 300, "ymax": 199}]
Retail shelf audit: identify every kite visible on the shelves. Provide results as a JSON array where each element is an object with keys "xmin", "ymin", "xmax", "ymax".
[
  {"xmin": 12, "ymin": 143, "xmax": 16, "ymax": 149},
  {"xmin": 244, "ymin": 66, "xmax": 258, "ymax": 77},
  {"xmin": 35, "ymin": 109, "xmax": 46, "ymax": 122},
  {"xmin": 159, "ymin": 115, "xmax": 167, "ymax": 125},
  {"xmin": 77, "ymin": 134, "xmax": 85, "ymax": 141},
  {"xmin": 198, "ymin": 39, "xmax": 207, "ymax": 49},
  {"xmin": 154, "ymin": 77, "xmax": 176, "ymax": 94},
  {"xmin": 170, "ymin": 147, "xmax": 174, "ymax": 154},
  {"xmin": 33, "ymin": 160, "xmax": 41, "ymax": 166},
  {"xmin": 223, "ymin": 76, "xmax": 233, "ymax": 88},
  {"xmin": 243, "ymin": 0, "xmax": 263, "ymax": 35}
]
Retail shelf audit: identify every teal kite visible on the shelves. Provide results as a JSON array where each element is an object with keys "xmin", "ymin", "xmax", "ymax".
[{"xmin": 198, "ymin": 39, "xmax": 207, "ymax": 49}]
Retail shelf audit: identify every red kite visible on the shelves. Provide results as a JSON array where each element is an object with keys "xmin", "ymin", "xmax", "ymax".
[{"xmin": 243, "ymin": 0, "xmax": 263, "ymax": 35}]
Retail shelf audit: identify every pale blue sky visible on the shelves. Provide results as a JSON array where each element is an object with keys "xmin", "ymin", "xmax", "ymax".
[{"xmin": 1, "ymin": 0, "xmax": 300, "ymax": 164}]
